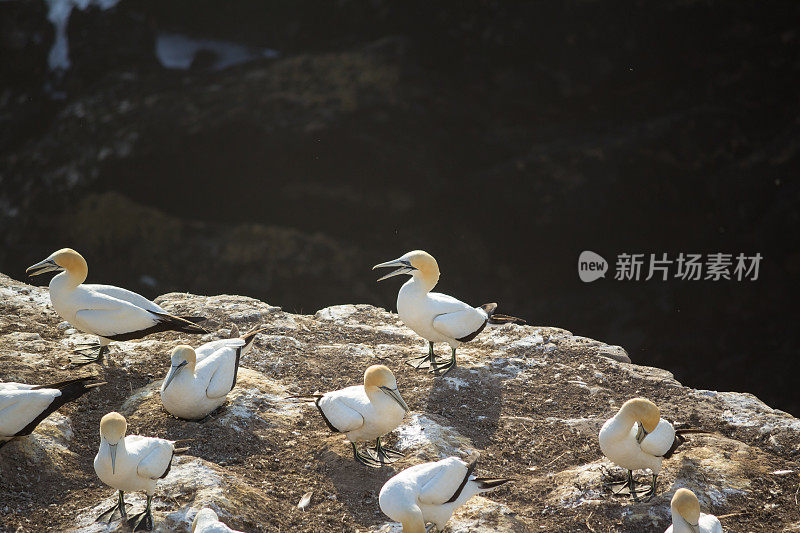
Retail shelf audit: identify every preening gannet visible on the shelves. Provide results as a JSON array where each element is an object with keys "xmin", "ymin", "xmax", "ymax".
[
  {"xmin": 0, "ymin": 377, "xmax": 103, "ymax": 448},
  {"xmin": 373, "ymin": 250, "xmax": 524, "ymax": 375},
  {"xmin": 314, "ymin": 365, "xmax": 410, "ymax": 468},
  {"xmin": 379, "ymin": 455, "xmax": 511, "ymax": 533},
  {"xmin": 191, "ymin": 507, "xmax": 243, "ymax": 533},
  {"xmin": 665, "ymin": 488, "xmax": 723, "ymax": 533},
  {"xmin": 26, "ymin": 248, "xmax": 208, "ymax": 365},
  {"xmin": 599, "ymin": 398, "xmax": 694, "ymax": 501},
  {"xmin": 160, "ymin": 327, "xmax": 263, "ymax": 420},
  {"xmin": 94, "ymin": 412, "xmax": 182, "ymax": 531}
]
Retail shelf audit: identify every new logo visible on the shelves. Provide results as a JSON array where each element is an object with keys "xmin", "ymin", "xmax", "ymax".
[{"xmin": 578, "ymin": 251, "xmax": 608, "ymax": 282}]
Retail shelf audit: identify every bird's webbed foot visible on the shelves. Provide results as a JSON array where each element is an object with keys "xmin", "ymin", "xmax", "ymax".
[
  {"xmin": 605, "ymin": 471, "xmax": 649, "ymax": 500},
  {"xmin": 429, "ymin": 347, "xmax": 457, "ymax": 376},
  {"xmin": 127, "ymin": 511, "xmax": 154, "ymax": 532},
  {"xmin": 351, "ymin": 442, "xmax": 400, "ymax": 468},
  {"xmin": 95, "ymin": 491, "xmax": 127, "ymax": 524},
  {"xmin": 127, "ymin": 496, "xmax": 154, "ymax": 532},
  {"xmin": 641, "ymin": 474, "xmax": 659, "ymax": 501},
  {"xmin": 70, "ymin": 344, "xmax": 109, "ymax": 365},
  {"xmin": 406, "ymin": 342, "xmax": 436, "ymax": 370},
  {"xmin": 363, "ymin": 437, "xmax": 404, "ymax": 465}
]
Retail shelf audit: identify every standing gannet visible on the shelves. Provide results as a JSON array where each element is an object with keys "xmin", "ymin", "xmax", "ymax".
[
  {"xmin": 26, "ymin": 248, "xmax": 208, "ymax": 365},
  {"xmin": 313, "ymin": 365, "xmax": 410, "ymax": 468},
  {"xmin": 379, "ymin": 455, "xmax": 511, "ymax": 532},
  {"xmin": 373, "ymin": 250, "xmax": 524, "ymax": 375},
  {"xmin": 1, "ymin": 377, "xmax": 103, "ymax": 448},
  {"xmin": 160, "ymin": 327, "xmax": 264, "ymax": 420},
  {"xmin": 94, "ymin": 412, "xmax": 181, "ymax": 531},
  {"xmin": 599, "ymin": 398, "xmax": 694, "ymax": 501},
  {"xmin": 191, "ymin": 508, "xmax": 243, "ymax": 533},
  {"xmin": 665, "ymin": 488, "xmax": 723, "ymax": 533}
]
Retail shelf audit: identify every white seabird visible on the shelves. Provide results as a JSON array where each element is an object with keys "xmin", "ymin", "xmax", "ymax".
[
  {"xmin": 94, "ymin": 412, "xmax": 182, "ymax": 531},
  {"xmin": 191, "ymin": 507, "xmax": 243, "ymax": 533},
  {"xmin": 26, "ymin": 248, "xmax": 208, "ymax": 365},
  {"xmin": 373, "ymin": 250, "xmax": 524, "ymax": 375},
  {"xmin": 665, "ymin": 488, "xmax": 723, "ymax": 533},
  {"xmin": 160, "ymin": 327, "xmax": 264, "ymax": 420},
  {"xmin": 599, "ymin": 398, "xmax": 695, "ymax": 501},
  {"xmin": 0, "ymin": 377, "xmax": 103, "ymax": 448},
  {"xmin": 379, "ymin": 455, "xmax": 511, "ymax": 533},
  {"xmin": 313, "ymin": 364, "xmax": 410, "ymax": 468}
]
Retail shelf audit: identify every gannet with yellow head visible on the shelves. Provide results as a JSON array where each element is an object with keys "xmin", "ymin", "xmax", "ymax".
[
  {"xmin": 26, "ymin": 248, "xmax": 208, "ymax": 365},
  {"xmin": 599, "ymin": 398, "xmax": 686, "ymax": 501},
  {"xmin": 191, "ymin": 507, "xmax": 243, "ymax": 533},
  {"xmin": 160, "ymin": 328, "xmax": 263, "ymax": 420},
  {"xmin": 373, "ymin": 250, "xmax": 524, "ymax": 375},
  {"xmin": 314, "ymin": 365, "xmax": 410, "ymax": 468},
  {"xmin": 379, "ymin": 455, "xmax": 511, "ymax": 533},
  {"xmin": 665, "ymin": 488, "xmax": 723, "ymax": 533},
  {"xmin": 0, "ymin": 378, "xmax": 103, "ymax": 448},
  {"xmin": 94, "ymin": 412, "xmax": 179, "ymax": 531}
]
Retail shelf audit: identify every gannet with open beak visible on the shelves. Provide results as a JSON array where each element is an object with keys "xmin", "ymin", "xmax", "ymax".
[
  {"xmin": 599, "ymin": 398, "xmax": 691, "ymax": 501},
  {"xmin": 191, "ymin": 508, "xmax": 243, "ymax": 533},
  {"xmin": 0, "ymin": 377, "xmax": 104, "ymax": 448},
  {"xmin": 160, "ymin": 327, "xmax": 263, "ymax": 420},
  {"xmin": 314, "ymin": 365, "xmax": 409, "ymax": 468},
  {"xmin": 665, "ymin": 488, "xmax": 723, "ymax": 533},
  {"xmin": 373, "ymin": 250, "xmax": 524, "ymax": 375},
  {"xmin": 379, "ymin": 455, "xmax": 511, "ymax": 533},
  {"xmin": 93, "ymin": 412, "xmax": 180, "ymax": 531},
  {"xmin": 26, "ymin": 248, "xmax": 208, "ymax": 365}
]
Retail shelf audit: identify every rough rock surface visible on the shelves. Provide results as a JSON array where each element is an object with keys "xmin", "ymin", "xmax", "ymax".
[
  {"xmin": 0, "ymin": 273, "xmax": 798, "ymax": 532},
  {"xmin": 2, "ymin": 0, "xmax": 799, "ymax": 420}
]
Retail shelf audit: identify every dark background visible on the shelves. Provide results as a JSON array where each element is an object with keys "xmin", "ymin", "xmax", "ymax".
[{"xmin": 1, "ymin": 1, "xmax": 798, "ymax": 414}]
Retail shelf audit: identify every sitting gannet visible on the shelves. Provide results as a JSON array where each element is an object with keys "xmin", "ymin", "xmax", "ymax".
[
  {"xmin": 27, "ymin": 248, "xmax": 208, "ymax": 365},
  {"xmin": 160, "ymin": 327, "xmax": 263, "ymax": 420},
  {"xmin": 191, "ymin": 508, "xmax": 243, "ymax": 533},
  {"xmin": 94, "ymin": 412, "xmax": 181, "ymax": 531},
  {"xmin": 373, "ymin": 250, "xmax": 524, "ymax": 375},
  {"xmin": 314, "ymin": 365, "xmax": 409, "ymax": 468},
  {"xmin": 665, "ymin": 488, "xmax": 723, "ymax": 533},
  {"xmin": 599, "ymin": 398, "xmax": 693, "ymax": 501},
  {"xmin": 379, "ymin": 455, "xmax": 511, "ymax": 532},
  {"xmin": 1, "ymin": 377, "xmax": 103, "ymax": 449},
  {"xmin": 664, "ymin": 489, "xmax": 722, "ymax": 533}
]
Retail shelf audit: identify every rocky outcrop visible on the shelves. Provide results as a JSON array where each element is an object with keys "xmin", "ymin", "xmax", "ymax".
[
  {"xmin": 0, "ymin": 274, "xmax": 798, "ymax": 532},
  {"xmin": 1, "ymin": 0, "xmax": 799, "ymax": 423}
]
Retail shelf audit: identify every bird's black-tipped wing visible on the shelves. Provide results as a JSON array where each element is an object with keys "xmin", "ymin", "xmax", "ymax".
[
  {"xmin": 12, "ymin": 377, "xmax": 100, "ymax": 439},
  {"xmin": 104, "ymin": 311, "xmax": 208, "ymax": 341},
  {"xmin": 445, "ymin": 455, "xmax": 479, "ymax": 503}
]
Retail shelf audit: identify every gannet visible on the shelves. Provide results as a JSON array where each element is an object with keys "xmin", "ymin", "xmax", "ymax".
[
  {"xmin": 0, "ymin": 377, "xmax": 103, "ymax": 448},
  {"xmin": 379, "ymin": 455, "xmax": 511, "ymax": 533},
  {"xmin": 94, "ymin": 412, "xmax": 181, "ymax": 531},
  {"xmin": 373, "ymin": 250, "xmax": 524, "ymax": 375},
  {"xmin": 314, "ymin": 365, "xmax": 410, "ymax": 468},
  {"xmin": 26, "ymin": 248, "xmax": 208, "ymax": 365},
  {"xmin": 191, "ymin": 507, "xmax": 243, "ymax": 533},
  {"xmin": 665, "ymin": 488, "xmax": 723, "ymax": 533},
  {"xmin": 599, "ymin": 398, "xmax": 693, "ymax": 501},
  {"xmin": 160, "ymin": 327, "xmax": 264, "ymax": 420}
]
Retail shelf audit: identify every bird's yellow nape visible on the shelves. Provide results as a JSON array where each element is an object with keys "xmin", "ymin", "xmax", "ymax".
[
  {"xmin": 171, "ymin": 345, "xmax": 197, "ymax": 366},
  {"xmin": 672, "ymin": 488, "xmax": 701, "ymax": 524},
  {"xmin": 620, "ymin": 397, "xmax": 660, "ymax": 433},
  {"xmin": 373, "ymin": 250, "xmax": 440, "ymax": 288},
  {"xmin": 404, "ymin": 250, "xmax": 438, "ymax": 275},
  {"xmin": 50, "ymin": 248, "xmax": 88, "ymax": 274},
  {"xmin": 100, "ymin": 411, "xmax": 127, "ymax": 442},
  {"xmin": 364, "ymin": 364, "xmax": 397, "ymax": 388}
]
